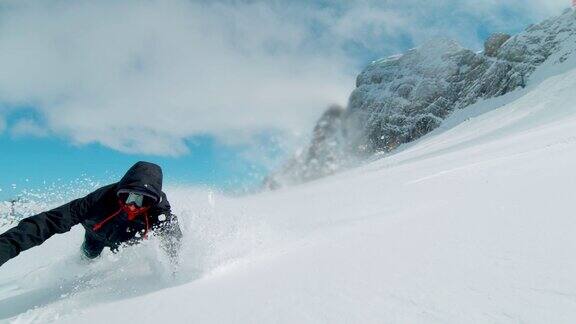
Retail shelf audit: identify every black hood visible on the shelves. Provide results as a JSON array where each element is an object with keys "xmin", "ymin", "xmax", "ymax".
[{"xmin": 117, "ymin": 161, "xmax": 163, "ymax": 201}]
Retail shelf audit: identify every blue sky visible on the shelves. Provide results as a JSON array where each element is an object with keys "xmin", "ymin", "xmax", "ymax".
[
  {"xmin": 0, "ymin": 108, "xmax": 279, "ymax": 200},
  {"xmin": 0, "ymin": 132, "xmax": 267, "ymax": 200},
  {"xmin": 0, "ymin": 0, "xmax": 569, "ymax": 201}
]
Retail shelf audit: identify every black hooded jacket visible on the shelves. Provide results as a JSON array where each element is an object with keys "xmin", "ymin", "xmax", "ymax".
[{"xmin": 0, "ymin": 161, "xmax": 182, "ymax": 267}]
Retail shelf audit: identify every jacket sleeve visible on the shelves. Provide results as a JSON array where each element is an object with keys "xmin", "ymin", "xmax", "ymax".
[
  {"xmin": 0, "ymin": 194, "xmax": 93, "ymax": 267},
  {"xmin": 151, "ymin": 192, "xmax": 183, "ymax": 265}
]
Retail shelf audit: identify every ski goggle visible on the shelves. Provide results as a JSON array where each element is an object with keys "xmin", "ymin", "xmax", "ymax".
[{"xmin": 118, "ymin": 191, "xmax": 156, "ymax": 208}]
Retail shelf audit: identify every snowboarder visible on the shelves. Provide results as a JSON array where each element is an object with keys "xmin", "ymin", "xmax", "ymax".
[{"xmin": 0, "ymin": 161, "xmax": 182, "ymax": 268}]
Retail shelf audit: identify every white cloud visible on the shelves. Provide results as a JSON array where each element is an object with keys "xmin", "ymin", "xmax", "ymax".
[
  {"xmin": 0, "ymin": 0, "xmax": 355, "ymax": 156},
  {"xmin": 10, "ymin": 119, "xmax": 49, "ymax": 138},
  {"xmin": 312, "ymin": 0, "xmax": 569, "ymax": 53},
  {"xmin": 0, "ymin": 0, "xmax": 569, "ymax": 156}
]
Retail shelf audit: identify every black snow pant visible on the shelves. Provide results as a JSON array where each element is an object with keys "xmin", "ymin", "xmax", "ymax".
[{"xmin": 81, "ymin": 230, "xmax": 106, "ymax": 259}]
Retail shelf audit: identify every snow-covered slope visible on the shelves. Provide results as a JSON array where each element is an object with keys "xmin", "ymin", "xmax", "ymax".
[
  {"xmin": 2, "ymin": 42, "xmax": 576, "ymax": 322},
  {"xmin": 3, "ymin": 14, "xmax": 576, "ymax": 324}
]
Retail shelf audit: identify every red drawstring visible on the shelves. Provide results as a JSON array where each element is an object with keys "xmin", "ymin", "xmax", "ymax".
[
  {"xmin": 92, "ymin": 202, "xmax": 123, "ymax": 231},
  {"xmin": 92, "ymin": 200, "xmax": 151, "ymax": 239}
]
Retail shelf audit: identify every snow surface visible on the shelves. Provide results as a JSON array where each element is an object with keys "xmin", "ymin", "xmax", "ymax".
[{"xmin": 3, "ymin": 41, "xmax": 576, "ymax": 324}]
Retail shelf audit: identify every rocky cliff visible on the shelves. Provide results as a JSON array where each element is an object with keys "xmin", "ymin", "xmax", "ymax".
[{"xmin": 267, "ymin": 9, "xmax": 576, "ymax": 188}]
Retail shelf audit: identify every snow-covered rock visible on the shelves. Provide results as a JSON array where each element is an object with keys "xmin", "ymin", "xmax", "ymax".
[
  {"xmin": 269, "ymin": 9, "xmax": 576, "ymax": 186},
  {"xmin": 264, "ymin": 105, "xmax": 349, "ymax": 189},
  {"xmin": 484, "ymin": 33, "xmax": 511, "ymax": 57}
]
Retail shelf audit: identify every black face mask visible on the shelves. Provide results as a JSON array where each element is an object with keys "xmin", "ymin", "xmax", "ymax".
[{"xmin": 92, "ymin": 194, "xmax": 154, "ymax": 238}]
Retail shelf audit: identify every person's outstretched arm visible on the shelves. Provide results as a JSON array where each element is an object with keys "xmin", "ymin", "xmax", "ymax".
[{"xmin": 0, "ymin": 187, "xmax": 105, "ymax": 267}]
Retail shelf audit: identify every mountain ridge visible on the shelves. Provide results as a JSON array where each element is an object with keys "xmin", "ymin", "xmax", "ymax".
[{"xmin": 266, "ymin": 9, "xmax": 576, "ymax": 188}]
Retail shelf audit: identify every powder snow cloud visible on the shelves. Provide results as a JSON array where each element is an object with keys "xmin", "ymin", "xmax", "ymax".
[{"xmin": 0, "ymin": 0, "xmax": 569, "ymax": 156}]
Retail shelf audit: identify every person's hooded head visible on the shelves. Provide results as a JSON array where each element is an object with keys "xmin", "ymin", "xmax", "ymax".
[{"xmin": 116, "ymin": 161, "xmax": 163, "ymax": 207}]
